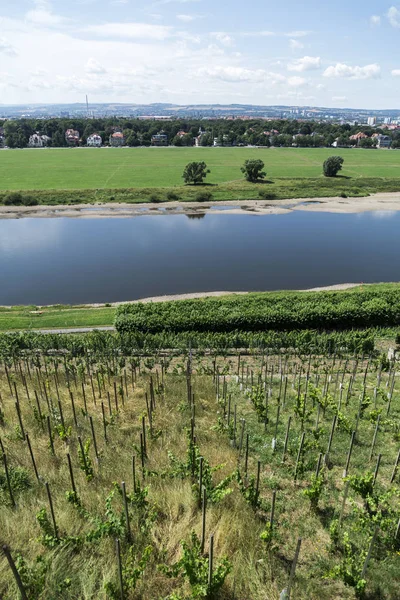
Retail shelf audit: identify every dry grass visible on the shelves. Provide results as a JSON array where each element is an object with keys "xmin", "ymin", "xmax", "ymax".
[{"xmin": 0, "ymin": 352, "xmax": 399, "ymax": 599}]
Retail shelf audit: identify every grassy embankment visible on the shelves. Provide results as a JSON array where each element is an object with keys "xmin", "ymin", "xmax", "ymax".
[
  {"xmin": 0, "ymin": 348, "xmax": 399, "ymax": 599},
  {"xmin": 1, "ymin": 147, "xmax": 400, "ymax": 205},
  {"xmin": 2, "ymin": 283, "xmax": 400, "ymax": 333}
]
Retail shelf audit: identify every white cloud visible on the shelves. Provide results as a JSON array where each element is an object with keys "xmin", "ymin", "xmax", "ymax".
[
  {"xmin": 26, "ymin": 1, "xmax": 67, "ymax": 26},
  {"xmin": 25, "ymin": 9, "xmax": 67, "ymax": 26},
  {"xmin": 85, "ymin": 58, "xmax": 106, "ymax": 74},
  {"xmin": 84, "ymin": 22, "xmax": 172, "ymax": 40},
  {"xmin": 177, "ymin": 14, "xmax": 195, "ymax": 21},
  {"xmin": 370, "ymin": 15, "xmax": 381, "ymax": 26},
  {"xmin": 0, "ymin": 38, "xmax": 17, "ymax": 56},
  {"xmin": 332, "ymin": 96, "xmax": 347, "ymax": 102},
  {"xmin": 211, "ymin": 32, "xmax": 234, "ymax": 46},
  {"xmin": 287, "ymin": 56, "xmax": 321, "ymax": 72},
  {"xmin": 287, "ymin": 76, "xmax": 306, "ymax": 87},
  {"xmin": 284, "ymin": 30, "xmax": 311, "ymax": 38},
  {"xmin": 198, "ymin": 66, "xmax": 306, "ymax": 88},
  {"xmin": 323, "ymin": 62, "xmax": 381, "ymax": 80},
  {"xmin": 387, "ymin": 6, "xmax": 400, "ymax": 27},
  {"xmin": 289, "ymin": 39, "xmax": 304, "ymax": 50},
  {"xmin": 198, "ymin": 66, "xmax": 267, "ymax": 83},
  {"xmin": 392, "ymin": 69, "xmax": 400, "ymax": 76}
]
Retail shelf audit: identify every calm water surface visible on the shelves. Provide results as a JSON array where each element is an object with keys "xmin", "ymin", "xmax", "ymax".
[{"xmin": 0, "ymin": 211, "xmax": 399, "ymax": 305}]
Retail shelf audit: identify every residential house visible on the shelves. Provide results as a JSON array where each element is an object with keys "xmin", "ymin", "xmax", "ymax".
[
  {"xmin": 87, "ymin": 133, "xmax": 102, "ymax": 147},
  {"xmin": 176, "ymin": 130, "xmax": 187, "ymax": 138},
  {"xmin": 213, "ymin": 135, "xmax": 231, "ymax": 147},
  {"xmin": 109, "ymin": 132, "xmax": 125, "ymax": 147},
  {"xmin": 65, "ymin": 129, "xmax": 80, "ymax": 146},
  {"xmin": 349, "ymin": 132, "xmax": 368, "ymax": 146},
  {"xmin": 151, "ymin": 132, "xmax": 168, "ymax": 146},
  {"xmin": 28, "ymin": 133, "xmax": 51, "ymax": 148},
  {"xmin": 372, "ymin": 134, "xmax": 392, "ymax": 148}
]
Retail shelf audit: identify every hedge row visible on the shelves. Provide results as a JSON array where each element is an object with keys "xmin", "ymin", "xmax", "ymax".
[{"xmin": 115, "ymin": 289, "xmax": 400, "ymax": 334}]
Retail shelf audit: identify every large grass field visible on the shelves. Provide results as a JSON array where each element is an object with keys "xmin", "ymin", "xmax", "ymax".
[{"xmin": 1, "ymin": 147, "xmax": 400, "ymax": 191}]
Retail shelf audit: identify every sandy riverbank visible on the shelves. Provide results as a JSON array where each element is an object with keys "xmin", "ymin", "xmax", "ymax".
[
  {"xmin": 0, "ymin": 192, "xmax": 400, "ymax": 219},
  {"xmin": 1, "ymin": 284, "xmax": 360, "ymax": 311}
]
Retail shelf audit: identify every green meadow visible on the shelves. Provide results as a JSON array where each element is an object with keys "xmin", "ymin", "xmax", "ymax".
[
  {"xmin": 1, "ymin": 147, "xmax": 400, "ymax": 189},
  {"xmin": 1, "ymin": 147, "xmax": 400, "ymax": 204}
]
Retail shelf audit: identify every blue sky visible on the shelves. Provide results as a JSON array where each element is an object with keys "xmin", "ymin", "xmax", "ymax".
[{"xmin": 1, "ymin": 0, "xmax": 400, "ymax": 108}]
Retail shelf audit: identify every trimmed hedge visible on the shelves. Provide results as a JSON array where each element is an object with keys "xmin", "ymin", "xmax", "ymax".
[{"xmin": 115, "ymin": 290, "xmax": 400, "ymax": 335}]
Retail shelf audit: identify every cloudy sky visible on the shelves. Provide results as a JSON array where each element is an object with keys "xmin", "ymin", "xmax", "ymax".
[{"xmin": 1, "ymin": 0, "xmax": 400, "ymax": 108}]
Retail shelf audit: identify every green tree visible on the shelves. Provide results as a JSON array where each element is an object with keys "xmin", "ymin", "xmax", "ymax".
[
  {"xmin": 323, "ymin": 156, "xmax": 344, "ymax": 177},
  {"xmin": 241, "ymin": 159, "xmax": 266, "ymax": 182},
  {"xmin": 182, "ymin": 162, "xmax": 210, "ymax": 185}
]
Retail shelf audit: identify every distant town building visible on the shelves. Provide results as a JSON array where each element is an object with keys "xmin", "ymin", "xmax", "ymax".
[
  {"xmin": 372, "ymin": 134, "xmax": 392, "ymax": 148},
  {"xmin": 109, "ymin": 132, "xmax": 125, "ymax": 146},
  {"xmin": 87, "ymin": 133, "xmax": 102, "ymax": 147},
  {"xmin": 367, "ymin": 116, "xmax": 377, "ymax": 126},
  {"xmin": 194, "ymin": 128, "xmax": 207, "ymax": 147},
  {"xmin": 28, "ymin": 133, "xmax": 51, "ymax": 148},
  {"xmin": 151, "ymin": 132, "xmax": 168, "ymax": 146},
  {"xmin": 65, "ymin": 129, "xmax": 80, "ymax": 145}
]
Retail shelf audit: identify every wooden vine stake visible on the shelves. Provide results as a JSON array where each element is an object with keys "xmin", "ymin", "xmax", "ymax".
[
  {"xmin": 282, "ymin": 416, "xmax": 291, "ymax": 463},
  {"xmin": 45, "ymin": 482, "xmax": 59, "ymax": 540},
  {"xmin": 2, "ymin": 453, "xmax": 16, "ymax": 508},
  {"xmin": 115, "ymin": 539, "xmax": 124, "ymax": 600},
  {"xmin": 390, "ymin": 449, "xmax": 400, "ymax": 484},
  {"xmin": 2, "ymin": 545, "xmax": 29, "ymax": 600},
  {"xmin": 67, "ymin": 453, "xmax": 77, "ymax": 495},
  {"xmin": 26, "ymin": 434, "xmax": 39, "ymax": 482},
  {"xmin": 201, "ymin": 486, "xmax": 207, "ymax": 554},
  {"xmin": 294, "ymin": 433, "xmax": 305, "ymax": 482},
  {"xmin": 121, "ymin": 482, "xmax": 131, "ymax": 543},
  {"xmin": 281, "ymin": 537, "xmax": 302, "ymax": 600},
  {"xmin": 208, "ymin": 534, "xmax": 214, "ymax": 593},
  {"xmin": 361, "ymin": 526, "xmax": 379, "ymax": 579},
  {"xmin": 343, "ymin": 431, "xmax": 356, "ymax": 478}
]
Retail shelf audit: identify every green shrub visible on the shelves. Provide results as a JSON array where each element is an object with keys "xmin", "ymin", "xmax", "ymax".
[
  {"xmin": 4, "ymin": 192, "xmax": 23, "ymax": 205},
  {"xmin": 340, "ymin": 192, "xmax": 347, "ymax": 198},
  {"xmin": 195, "ymin": 191, "xmax": 213, "ymax": 202},
  {"xmin": 3, "ymin": 192, "xmax": 38, "ymax": 206},
  {"xmin": 22, "ymin": 196, "xmax": 39, "ymax": 206},
  {"xmin": 166, "ymin": 191, "xmax": 179, "ymax": 201},
  {"xmin": 149, "ymin": 194, "xmax": 162, "ymax": 203},
  {"xmin": 258, "ymin": 190, "xmax": 277, "ymax": 200}
]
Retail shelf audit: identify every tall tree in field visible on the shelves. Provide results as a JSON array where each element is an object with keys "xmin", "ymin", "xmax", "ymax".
[
  {"xmin": 182, "ymin": 162, "xmax": 210, "ymax": 185},
  {"xmin": 323, "ymin": 156, "xmax": 344, "ymax": 177},
  {"xmin": 241, "ymin": 159, "xmax": 266, "ymax": 182}
]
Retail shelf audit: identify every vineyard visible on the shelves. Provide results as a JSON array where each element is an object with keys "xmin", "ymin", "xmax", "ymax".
[{"xmin": 1, "ymin": 341, "xmax": 399, "ymax": 599}]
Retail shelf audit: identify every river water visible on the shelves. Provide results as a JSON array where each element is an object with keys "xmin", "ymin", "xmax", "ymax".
[{"xmin": 0, "ymin": 210, "xmax": 399, "ymax": 305}]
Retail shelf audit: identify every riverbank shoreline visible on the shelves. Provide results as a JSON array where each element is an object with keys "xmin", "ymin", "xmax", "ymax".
[
  {"xmin": 0, "ymin": 283, "xmax": 382, "ymax": 310},
  {"xmin": 1, "ymin": 283, "xmax": 398, "ymax": 332},
  {"xmin": 0, "ymin": 192, "xmax": 400, "ymax": 219}
]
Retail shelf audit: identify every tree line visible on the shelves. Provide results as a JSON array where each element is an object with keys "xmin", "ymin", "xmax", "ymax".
[{"xmin": 1, "ymin": 117, "xmax": 399, "ymax": 149}]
